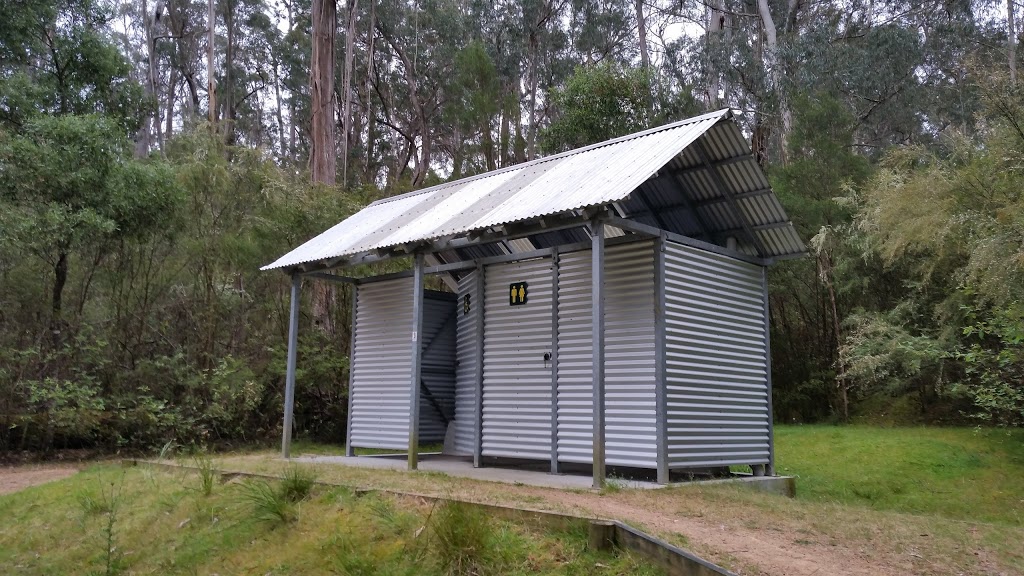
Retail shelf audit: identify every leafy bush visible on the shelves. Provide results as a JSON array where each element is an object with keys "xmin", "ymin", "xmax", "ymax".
[{"xmin": 956, "ymin": 302, "xmax": 1024, "ymax": 426}]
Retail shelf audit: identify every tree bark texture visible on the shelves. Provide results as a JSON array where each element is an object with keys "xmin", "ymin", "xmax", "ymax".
[
  {"xmin": 340, "ymin": 0, "xmax": 359, "ymax": 185},
  {"xmin": 207, "ymin": 0, "xmax": 216, "ymax": 125},
  {"xmin": 635, "ymin": 0, "xmax": 649, "ymax": 69},
  {"xmin": 707, "ymin": 0, "xmax": 724, "ymax": 108},
  {"xmin": 1009, "ymin": 0, "xmax": 1017, "ymax": 86},
  {"xmin": 310, "ymin": 0, "xmax": 338, "ymax": 185}
]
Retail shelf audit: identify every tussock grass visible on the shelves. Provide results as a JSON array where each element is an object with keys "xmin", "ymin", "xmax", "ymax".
[
  {"xmin": 279, "ymin": 464, "xmax": 317, "ymax": 502},
  {"xmin": 192, "ymin": 452, "xmax": 217, "ymax": 497},
  {"xmin": 237, "ymin": 479, "xmax": 296, "ymax": 525}
]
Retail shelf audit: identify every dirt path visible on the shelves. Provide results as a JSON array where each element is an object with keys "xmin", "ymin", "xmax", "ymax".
[
  {"xmin": 556, "ymin": 494, "xmax": 888, "ymax": 576},
  {"xmin": 0, "ymin": 465, "xmax": 78, "ymax": 496}
]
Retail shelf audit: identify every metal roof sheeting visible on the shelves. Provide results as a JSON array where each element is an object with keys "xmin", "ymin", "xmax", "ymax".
[{"xmin": 262, "ymin": 109, "xmax": 806, "ymax": 271}]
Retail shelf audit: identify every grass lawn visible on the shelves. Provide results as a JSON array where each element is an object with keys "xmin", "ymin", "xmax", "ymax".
[
  {"xmin": 217, "ymin": 425, "xmax": 1024, "ymax": 575},
  {"xmin": 2, "ymin": 425, "xmax": 1022, "ymax": 576},
  {"xmin": 0, "ymin": 464, "xmax": 660, "ymax": 575},
  {"xmin": 774, "ymin": 425, "xmax": 1024, "ymax": 525}
]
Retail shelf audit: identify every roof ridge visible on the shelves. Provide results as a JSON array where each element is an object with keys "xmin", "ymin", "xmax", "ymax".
[{"xmin": 367, "ymin": 108, "xmax": 734, "ymax": 208}]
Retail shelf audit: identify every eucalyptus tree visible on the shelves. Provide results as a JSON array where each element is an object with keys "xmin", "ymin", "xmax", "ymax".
[{"xmin": 0, "ymin": 0, "xmax": 146, "ymax": 129}]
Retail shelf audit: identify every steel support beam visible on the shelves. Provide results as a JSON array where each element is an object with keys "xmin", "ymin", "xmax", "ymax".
[
  {"xmin": 692, "ymin": 140, "xmax": 769, "ymax": 257},
  {"xmin": 591, "ymin": 221, "xmax": 606, "ymax": 489},
  {"xmin": 693, "ymin": 187, "xmax": 773, "ymax": 208},
  {"xmin": 407, "ymin": 253, "xmax": 425, "ymax": 470},
  {"xmin": 303, "ymin": 271, "xmax": 359, "ymax": 284},
  {"xmin": 655, "ymin": 235, "xmax": 669, "ymax": 484},
  {"xmin": 550, "ymin": 248, "xmax": 561, "ymax": 475},
  {"xmin": 345, "ymin": 285, "xmax": 358, "ymax": 456},
  {"xmin": 289, "ymin": 210, "xmax": 613, "ymax": 275},
  {"xmin": 604, "ymin": 216, "xmax": 769, "ymax": 266},
  {"xmin": 659, "ymin": 154, "xmax": 751, "ymax": 179},
  {"xmin": 472, "ymin": 263, "xmax": 485, "ymax": 468},
  {"xmin": 763, "ymin": 266, "xmax": 776, "ymax": 476},
  {"xmin": 281, "ymin": 274, "xmax": 301, "ymax": 459}
]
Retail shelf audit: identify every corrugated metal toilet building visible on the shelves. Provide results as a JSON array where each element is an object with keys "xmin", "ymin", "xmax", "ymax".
[{"xmin": 264, "ymin": 109, "xmax": 806, "ymax": 486}]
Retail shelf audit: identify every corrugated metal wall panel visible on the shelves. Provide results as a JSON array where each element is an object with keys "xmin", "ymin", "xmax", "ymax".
[
  {"xmin": 663, "ymin": 242, "xmax": 770, "ymax": 468},
  {"xmin": 554, "ymin": 250, "xmax": 591, "ymax": 463},
  {"xmin": 419, "ymin": 294, "xmax": 457, "ymax": 445},
  {"xmin": 481, "ymin": 259, "xmax": 554, "ymax": 459},
  {"xmin": 452, "ymin": 271, "xmax": 479, "ymax": 455},
  {"xmin": 556, "ymin": 240, "xmax": 658, "ymax": 468},
  {"xmin": 349, "ymin": 279, "xmax": 414, "ymax": 450}
]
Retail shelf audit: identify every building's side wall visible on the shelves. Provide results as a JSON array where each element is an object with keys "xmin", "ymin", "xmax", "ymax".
[
  {"xmin": 481, "ymin": 258, "xmax": 554, "ymax": 459},
  {"xmin": 663, "ymin": 242, "xmax": 770, "ymax": 469},
  {"xmin": 349, "ymin": 278, "xmax": 414, "ymax": 449},
  {"xmin": 419, "ymin": 293, "xmax": 458, "ymax": 445},
  {"xmin": 451, "ymin": 272, "xmax": 479, "ymax": 456},
  {"xmin": 557, "ymin": 240, "xmax": 658, "ymax": 468}
]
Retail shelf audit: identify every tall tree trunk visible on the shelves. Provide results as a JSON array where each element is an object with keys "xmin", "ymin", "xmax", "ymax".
[
  {"xmin": 707, "ymin": 0, "xmax": 724, "ymax": 108},
  {"xmin": 51, "ymin": 249, "xmax": 68, "ymax": 332},
  {"xmin": 136, "ymin": 0, "xmax": 157, "ymax": 157},
  {"xmin": 286, "ymin": 0, "xmax": 297, "ymax": 162},
  {"xmin": 273, "ymin": 59, "xmax": 286, "ymax": 159},
  {"xmin": 1009, "ymin": 0, "xmax": 1017, "ymax": 86},
  {"xmin": 340, "ymin": 0, "xmax": 359, "ymax": 185},
  {"xmin": 451, "ymin": 126, "xmax": 464, "ymax": 179},
  {"xmin": 207, "ymin": 0, "xmax": 216, "ymax": 126},
  {"xmin": 363, "ymin": 0, "xmax": 376, "ymax": 182},
  {"xmin": 526, "ymin": 30, "xmax": 539, "ymax": 160},
  {"xmin": 223, "ymin": 0, "xmax": 236, "ymax": 142},
  {"xmin": 482, "ymin": 116, "xmax": 496, "ymax": 171},
  {"xmin": 756, "ymin": 0, "xmax": 790, "ymax": 161},
  {"xmin": 311, "ymin": 0, "xmax": 338, "ymax": 334},
  {"xmin": 165, "ymin": 65, "xmax": 176, "ymax": 144},
  {"xmin": 310, "ymin": 0, "xmax": 338, "ymax": 185},
  {"xmin": 822, "ymin": 254, "xmax": 847, "ymax": 422},
  {"xmin": 635, "ymin": 0, "xmax": 649, "ymax": 69},
  {"xmin": 498, "ymin": 103, "xmax": 510, "ymax": 167}
]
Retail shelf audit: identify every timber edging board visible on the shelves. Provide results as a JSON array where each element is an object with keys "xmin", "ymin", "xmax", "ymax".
[{"xmin": 125, "ymin": 459, "xmax": 738, "ymax": 576}]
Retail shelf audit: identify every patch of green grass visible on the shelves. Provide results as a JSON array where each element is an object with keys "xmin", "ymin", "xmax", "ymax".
[
  {"xmin": 774, "ymin": 425, "xmax": 1024, "ymax": 525},
  {"xmin": 0, "ymin": 465, "xmax": 662, "ymax": 575}
]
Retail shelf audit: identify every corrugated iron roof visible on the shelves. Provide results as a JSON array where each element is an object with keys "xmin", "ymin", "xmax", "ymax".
[{"xmin": 262, "ymin": 109, "xmax": 806, "ymax": 272}]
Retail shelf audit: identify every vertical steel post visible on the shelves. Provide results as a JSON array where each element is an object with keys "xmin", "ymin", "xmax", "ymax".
[
  {"xmin": 408, "ymin": 253, "xmax": 425, "ymax": 470},
  {"xmin": 655, "ymin": 234, "xmax": 669, "ymax": 484},
  {"xmin": 591, "ymin": 222, "xmax": 606, "ymax": 489},
  {"xmin": 549, "ymin": 249, "xmax": 560, "ymax": 474},
  {"xmin": 345, "ymin": 284, "xmax": 358, "ymax": 457},
  {"xmin": 762, "ymin": 266, "xmax": 776, "ymax": 476},
  {"xmin": 281, "ymin": 274, "xmax": 301, "ymax": 459},
  {"xmin": 473, "ymin": 263, "xmax": 485, "ymax": 468}
]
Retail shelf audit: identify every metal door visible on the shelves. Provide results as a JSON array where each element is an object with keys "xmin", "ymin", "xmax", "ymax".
[{"xmin": 481, "ymin": 257, "xmax": 554, "ymax": 460}]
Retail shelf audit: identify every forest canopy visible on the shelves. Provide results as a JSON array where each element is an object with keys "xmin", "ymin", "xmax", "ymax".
[{"xmin": 1, "ymin": 0, "xmax": 1022, "ymax": 454}]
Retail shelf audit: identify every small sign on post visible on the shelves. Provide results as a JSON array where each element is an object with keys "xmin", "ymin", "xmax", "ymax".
[{"xmin": 509, "ymin": 281, "xmax": 529, "ymax": 306}]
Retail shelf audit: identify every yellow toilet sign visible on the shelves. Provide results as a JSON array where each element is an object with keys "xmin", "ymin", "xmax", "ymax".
[{"xmin": 509, "ymin": 282, "xmax": 529, "ymax": 306}]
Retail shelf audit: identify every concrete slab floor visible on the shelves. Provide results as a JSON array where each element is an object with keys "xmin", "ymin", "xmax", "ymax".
[
  {"xmin": 290, "ymin": 454, "xmax": 661, "ymax": 490},
  {"xmin": 288, "ymin": 454, "xmax": 796, "ymax": 496}
]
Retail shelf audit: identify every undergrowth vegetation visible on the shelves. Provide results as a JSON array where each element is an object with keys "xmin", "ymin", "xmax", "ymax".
[{"xmin": 0, "ymin": 465, "xmax": 661, "ymax": 575}]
